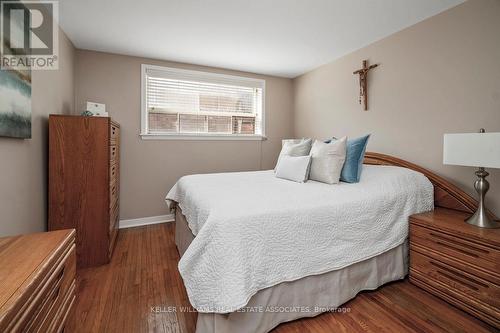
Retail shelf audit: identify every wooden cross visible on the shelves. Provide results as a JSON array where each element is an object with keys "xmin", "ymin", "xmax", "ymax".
[{"xmin": 353, "ymin": 60, "xmax": 379, "ymax": 111}]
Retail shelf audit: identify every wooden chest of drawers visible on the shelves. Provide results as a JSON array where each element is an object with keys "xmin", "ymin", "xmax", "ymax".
[
  {"xmin": 0, "ymin": 230, "xmax": 76, "ymax": 332},
  {"xmin": 49, "ymin": 115, "xmax": 120, "ymax": 268},
  {"xmin": 409, "ymin": 208, "xmax": 500, "ymax": 328}
]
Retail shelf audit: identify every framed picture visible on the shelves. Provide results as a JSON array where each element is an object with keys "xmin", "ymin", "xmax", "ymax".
[{"xmin": 0, "ymin": 69, "xmax": 32, "ymax": 139}]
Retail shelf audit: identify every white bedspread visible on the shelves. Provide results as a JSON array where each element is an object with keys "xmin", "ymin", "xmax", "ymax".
[{"xmin": 165, "ymin": 165, "xmax": 433, "ymax": 313}]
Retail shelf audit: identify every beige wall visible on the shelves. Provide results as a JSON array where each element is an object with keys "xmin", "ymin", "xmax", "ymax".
[
  {"xmin": 75, "ymin": 50, "xmax": 294, "ymax": 220},
  {"xmin": 3, "ymin": 0, "xmax": 496, "ymax": 232},
  {"xmin": 0, "ymin": 31, "xmax": 75, "ymax": 236},
  {"xmin": 293, "ymin": 0, "xmax": 500, "ymax": 216}
]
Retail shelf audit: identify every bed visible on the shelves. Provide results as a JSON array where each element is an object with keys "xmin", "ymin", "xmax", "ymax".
[{"xmin": 165, "ymin": 152, "xmax": 479, "ymax": 333}]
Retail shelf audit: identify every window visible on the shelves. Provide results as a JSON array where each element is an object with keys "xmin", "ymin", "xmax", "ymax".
[{"xmin": 141, "ymin": 65, "xmax": 265, "ymax": 140}]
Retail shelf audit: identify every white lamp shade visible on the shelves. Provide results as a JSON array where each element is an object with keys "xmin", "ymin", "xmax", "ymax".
[{"xmin": 443, "ymin": 132, "xmax": 500, "ymax": 169}]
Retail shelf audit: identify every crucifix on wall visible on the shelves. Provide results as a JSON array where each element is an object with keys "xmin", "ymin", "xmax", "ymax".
[{"xmin": 353, "ymin": 60, "xmax": 379, "ymax": 111}]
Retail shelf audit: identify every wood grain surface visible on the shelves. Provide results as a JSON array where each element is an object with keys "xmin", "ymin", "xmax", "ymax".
[
  {"xmin": 410, "ymin": 208, "xmax": 500, "ymax": 328},
  {"xmin": 49, "ymin": 115, "xmax": 120, "ymax": 268},
  {"xmin": 0, "ymin": 230, "xmax": 76, "ymax": 332}
]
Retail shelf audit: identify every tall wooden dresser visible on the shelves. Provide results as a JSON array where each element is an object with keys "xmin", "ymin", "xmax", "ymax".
[
  {"xmin": 0, "ymin": 230, "xmax": 76, "ymax": 332},
  {"xmin": 49, "ymin": 115, "xmax": 120, "ymax": 268}
]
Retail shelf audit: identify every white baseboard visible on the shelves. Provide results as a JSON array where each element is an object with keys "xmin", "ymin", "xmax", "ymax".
[{"xmin": 119, "ymin": 214, "xmax": 174, "ymax": 229}]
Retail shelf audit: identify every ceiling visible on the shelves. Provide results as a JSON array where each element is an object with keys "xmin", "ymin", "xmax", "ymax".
[{"xmin": 59, "ymin": 0, "xmax": 465, "ymax": 78}]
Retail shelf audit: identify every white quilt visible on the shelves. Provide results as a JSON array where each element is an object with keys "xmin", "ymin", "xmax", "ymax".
[{"xmin": 165, "ymin": 165, "xmax": 433, "ymax": 313}]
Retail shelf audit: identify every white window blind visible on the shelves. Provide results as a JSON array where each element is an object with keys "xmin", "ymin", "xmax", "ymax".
[{"xmin": 141, "ymin": 65, "xmax": 265, "ymax": 139}]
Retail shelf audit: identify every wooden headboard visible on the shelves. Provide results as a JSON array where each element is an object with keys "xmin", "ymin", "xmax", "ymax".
[{"xmin": 363, "ymin": 152, "xmax": 478, "ymax": 214}]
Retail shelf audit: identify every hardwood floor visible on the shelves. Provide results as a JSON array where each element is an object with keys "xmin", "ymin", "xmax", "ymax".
[{"xmin": 66, "ymin": 223, "xmax": 497, "ymax": 333}]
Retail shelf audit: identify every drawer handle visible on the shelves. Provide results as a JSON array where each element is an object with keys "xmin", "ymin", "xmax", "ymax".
[
  {"xmin": 436, "ymin": 270, "xmax": 479, "ymax": 291},
  {"xmin": 57, "ymin": 266, "xmax": 65, "ymax": 282},
  {"xmin": 429, "ymin": 232, "xmax": 487, "ymax": 257},
  {"xmin": 53, "ymin": 266, "xmax": 65, "ymax": 298},
  {"xmin": 434, "ymin": 241, "xmax": 478, "ymax": 258},
  {"xmin": 53, "ymin": 284, "xmax": 61, "ymax": 301},
  {"xmin": 430, "ymin": 261, "xmax": 488, "ymax": 291},
  {"xmin": 48, "ymin": 267, "xmax": 64, "ymax": 303}
]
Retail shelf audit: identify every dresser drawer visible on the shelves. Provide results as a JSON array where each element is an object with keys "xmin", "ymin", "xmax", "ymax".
[
  {"xmin": 10, "ymin": 243, "xmax": 76, "ymax": 332},
  {"xmin": 110, "ymin": 123, "xmax": 119, "ymax": 144},
  {"xmin": 48, "ymin": 282, "xmax": 76, "ymax": 333},
  {"xmin": 110, "ymin": 200, "xmax": 119, "ymax": 231},
  {"xmin": 110, "ymin": 179, "xmax": 118, "ymax": 207},
  {"xmin": 110, "ymin": 163, "xmax": 118, "ymax": 183},
  {"xmin": 110, "ymin": 145, "xmax": 118, "ymax": 164},
  {"xmin": 410, "ymin": 223, "xmax": 500, "ymax": 278},
  {"xmin": 29, "ymin": 246, "xmax": 76, "ymax": 333},
  {"xmin": 410, "ymin": 250, "xmax": 500, "ymax": 317},
  {"xmin": 109, "ymin": 193, "xmax": 119, "ymax": 258}
]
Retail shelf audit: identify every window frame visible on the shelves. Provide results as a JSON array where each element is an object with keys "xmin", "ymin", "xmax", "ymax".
[{"xmin": 140, "ymin": 64, "xmax": 266, "ymax": 141}]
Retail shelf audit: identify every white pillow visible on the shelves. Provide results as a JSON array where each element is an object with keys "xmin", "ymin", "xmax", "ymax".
[
  {"xmin": 275, "ymin": 138, "xmax": 312, "ymax": 171},
  {"xmin": 309, "ymin": 137, "xmax": 347, "ymax": 184},
  {"xmin": 275, "ymin": 155, "xmax": 312, "ymax": 183}
]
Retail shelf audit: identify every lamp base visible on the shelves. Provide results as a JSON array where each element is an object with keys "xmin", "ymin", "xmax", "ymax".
[
  {"xmin": 465, "ymin": 167, "xmax": 500, "ymax": 229},
  {"xmin": 465, "ymin": 210, "xmax": 500, "ymax": 229}
]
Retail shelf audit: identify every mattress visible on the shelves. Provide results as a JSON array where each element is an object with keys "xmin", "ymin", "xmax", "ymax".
[
  {"xmin": 175, "ymin": 209, "xmax": 408, "ymax": 333},
  {"xmin": 165, "ymin": 165, "xmax": 433, "ymax": 313}
]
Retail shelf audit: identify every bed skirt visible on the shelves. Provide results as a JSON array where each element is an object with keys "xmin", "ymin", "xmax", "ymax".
[{"xmin": 175, "ymin": 208, "xmax": 408, "ymax": 333}]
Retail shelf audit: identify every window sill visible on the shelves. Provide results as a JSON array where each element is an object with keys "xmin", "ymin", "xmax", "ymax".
[{"xmin": 140, "ymin": 133, "xmax": 267, "ymax": 141}]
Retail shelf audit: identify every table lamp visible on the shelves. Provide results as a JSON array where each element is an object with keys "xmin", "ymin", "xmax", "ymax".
[{"xmin": 443, "ymin": 129, "xmax": 500, "ymax": 228}]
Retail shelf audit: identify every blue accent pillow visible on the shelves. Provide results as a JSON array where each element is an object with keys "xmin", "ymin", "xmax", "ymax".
[{"xmin": 326, "ymin": 134, "xmax": 370, "ymax": 183}]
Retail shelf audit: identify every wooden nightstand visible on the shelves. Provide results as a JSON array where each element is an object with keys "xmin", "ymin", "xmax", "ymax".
[{"xmin": 409, "ymin": 208, "xmax": 500, "ymax": 328}]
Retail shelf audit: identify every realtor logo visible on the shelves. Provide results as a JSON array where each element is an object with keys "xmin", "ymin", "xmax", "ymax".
[{"xmin": 1, "ymin": 0, "xmax": 59, "ymax": 70}]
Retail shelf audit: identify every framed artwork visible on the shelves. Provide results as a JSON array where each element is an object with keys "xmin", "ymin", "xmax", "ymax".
[{"xmin": 0, "ymin": 69, "xmax": 31, "ymax": 138}]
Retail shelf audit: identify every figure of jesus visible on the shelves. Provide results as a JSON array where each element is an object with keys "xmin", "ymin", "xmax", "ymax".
[{"xmin": 353, "ymin": 60, "xmax": 378, "ymax": 110}]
